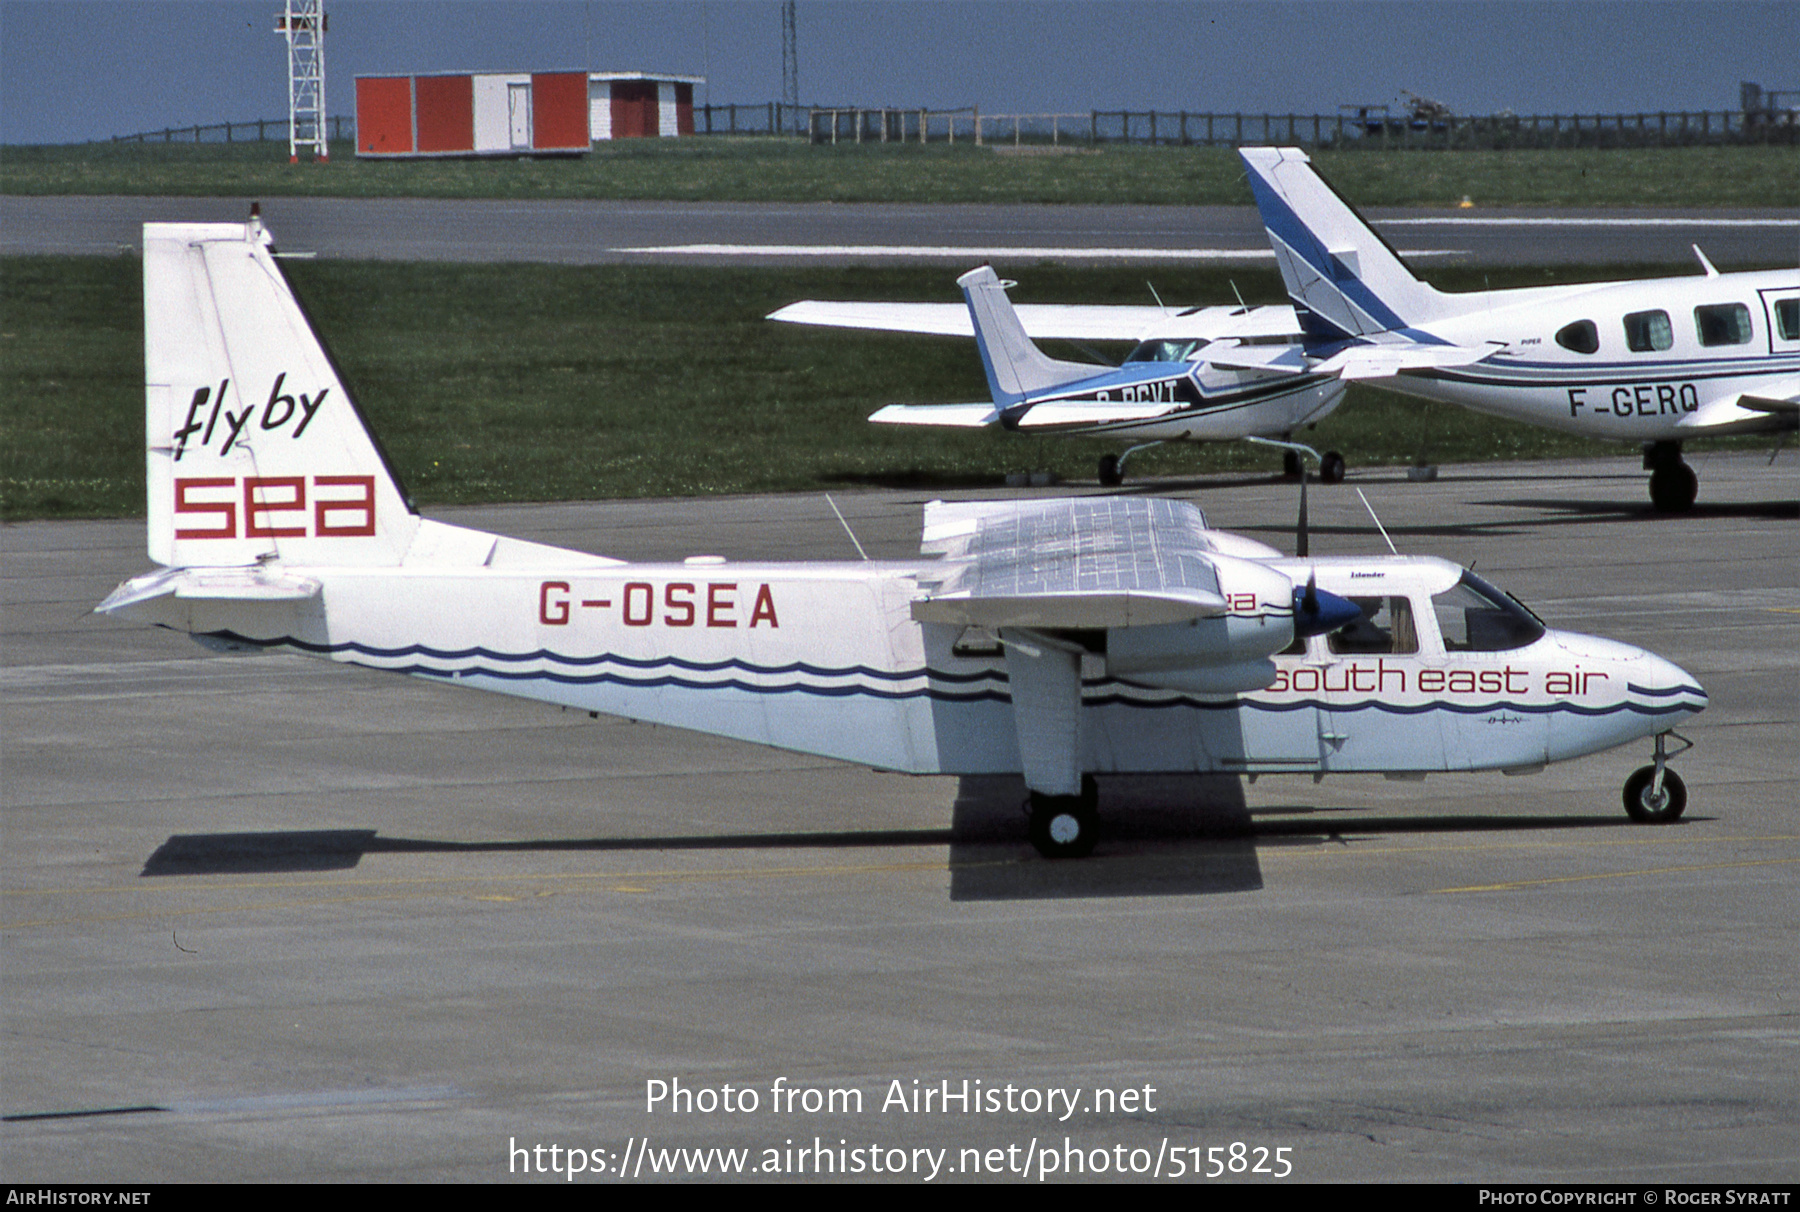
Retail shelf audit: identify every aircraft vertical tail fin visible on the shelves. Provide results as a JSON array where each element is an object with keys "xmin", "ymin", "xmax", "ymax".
[
  {"xmin": 958, "ymin": 266, "xmax": 1104, "ymax": 408},
  {"xmin": 143, "ymin": 217, "xmax": 420, "ymax": 569},
  {"xmin": 1239, "ymin": 147, "xmax": 1457, "ymax": 340}
]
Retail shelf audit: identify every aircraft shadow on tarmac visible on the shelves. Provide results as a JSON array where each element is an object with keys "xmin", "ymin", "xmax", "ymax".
[{"xmin": 140, "ymin": 774, "xmax": 1662, "ymax": 902}]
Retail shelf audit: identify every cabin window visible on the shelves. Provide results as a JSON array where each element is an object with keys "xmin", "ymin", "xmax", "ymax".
[
  {"xmin": 1554, "ymin": 320, "xmax": 1599, "ymax": 354},
  {"xmin": 1124, "ymin": 339, "xmax": 1204, "ymax": 363},
  {"xmin": 1775, "ymin": 299, "xmax": 1800, "ymax": 342},
  {"xmin": 1623, "ymin": 309, "xmax": 1673, "ymax": 352},
  {"xmin": 1431, "ymin": 572, "xmax": 1546, "ymax": 652},
  {"xmin": 1327, "ymin": 596, "xmax": 1418, "ymax": 655},
  {"xmin": 1694, "ymin": 303, "xmax": 1753, "ymax": 346}
]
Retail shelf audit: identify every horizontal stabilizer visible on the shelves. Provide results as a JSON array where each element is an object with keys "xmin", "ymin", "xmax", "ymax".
[
  {"xmin": 1310, "ymin": 342, "xmax": 1497, "ymax": 380},
  {"xmin": 1011, "ymin": 398, "xmax": 1188, "ymax": 429},
  {"xmin": 869, "ymin": 402, "xmax": 1001, "ymax": 428},
  {"xmin": 97, "ymin": 566, "xmax": 322, "ymax": 615},
  {"xmin": 1198, "ymin": 342, "xmax": 1310, "ymax": 372}
]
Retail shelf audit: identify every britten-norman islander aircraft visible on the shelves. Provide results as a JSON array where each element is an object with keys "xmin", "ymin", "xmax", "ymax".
[
  {"xmin": 770, "ymin": 272, "xmax": 1352, "ymax": 486},
  {"xmin": 1237, "ymin": 146, "xmax": 1800, "ymax": 512},
  {"xmin": 101, "ymin": 217, "xmax": 1708, "ymax": 858}
]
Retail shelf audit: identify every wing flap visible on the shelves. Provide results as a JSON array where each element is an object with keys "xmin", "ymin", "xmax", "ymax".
[{"xmin": 913, "ymin": 588, "xmax": 1225, "ymax": 629}]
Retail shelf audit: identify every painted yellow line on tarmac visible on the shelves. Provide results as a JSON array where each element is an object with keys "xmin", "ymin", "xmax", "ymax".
[{"xmin": 1430, "ymin": 855, "xmax": 1800, "ymax": 895}]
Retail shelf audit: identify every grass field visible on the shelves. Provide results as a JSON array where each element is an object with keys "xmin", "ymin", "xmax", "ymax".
[
  {"xmin": 3, "ymin": 139, "xmax": 1795, "ymax": 207},
  {"xmin": 1, "ymin": 256, "xmax": 1768, "ymax": 522}
]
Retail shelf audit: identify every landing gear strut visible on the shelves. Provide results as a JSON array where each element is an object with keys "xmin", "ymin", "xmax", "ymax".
[
  {"xmin": 1097, "ymin": 441, "xmax": 1165, "ymax": 488},
  {"xmin": 1645, "ymin": 441, "xmax": 1698, "ymax": 513},
  {"xmin": 1623, "ymin": 731, "xmax": 1692, "ymax": 823},
  {"xmin": 1027, "ymin": 774, "xmax": 1100, "ymax": 858}
]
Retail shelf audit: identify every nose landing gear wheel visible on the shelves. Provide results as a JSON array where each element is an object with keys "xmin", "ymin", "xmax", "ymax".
[{"xmin": 1623, "ymin": 765, "xmax": 1687, "ymax": 823}]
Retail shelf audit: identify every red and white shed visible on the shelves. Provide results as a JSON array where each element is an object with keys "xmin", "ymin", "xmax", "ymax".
[
  {"xmin": 588, "ymin": 72, "xmax": 703, "ymax": 140},
  {"xmin": 355, "ymin": 70, "xmax": 591, "ymax": 157}
]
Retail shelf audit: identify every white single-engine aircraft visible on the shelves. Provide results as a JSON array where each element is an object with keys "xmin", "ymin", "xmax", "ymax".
[
  {"xmin": 101, "ymin": 218, "xmax": 1708, "ymax": 858},
  {"xmin": 770, "ymin": 273, "xmax": 1351, "ymax": 486},
  {"xmin": 1237, "ymin": 146, "xmax": 1800, "ymax": 511}
]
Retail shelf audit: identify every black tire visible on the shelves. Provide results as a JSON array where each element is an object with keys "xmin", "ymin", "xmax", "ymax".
[
  {"xmin": 1320, "ymin": 450, "xmax": 1347, "ymax": 484},
  {"xmin": 1028, "ymin": 791, "xmax": 1099, "ymax": 859},
  {"xmin": 1282, "ymin": 450, "xmax": 1302, "ymax": 479},
  {"xmin": 1623, "ymin": 765, "xmax": 1687, "ymax": 824},
  {"xmin": 1097, "ymin": 454, "xmax": 1124, "ymax": 487},
  {"xmin": 1649, "ymin": 463, "xmax": 1698, "ymax": 513}
]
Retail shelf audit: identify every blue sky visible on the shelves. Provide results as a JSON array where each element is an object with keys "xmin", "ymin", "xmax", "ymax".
[{"xmin": 2, "ymin": 1, "xmax": 1795, "ymax": 144}]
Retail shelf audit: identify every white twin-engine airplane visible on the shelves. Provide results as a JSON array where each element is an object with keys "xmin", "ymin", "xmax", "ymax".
[
  {"xmin": 1237, "ymin": 146, "xmax": 1800, "ymax": 512},
  {"xmin": 769, "ymin": 272, "xmax": 1351, "ymax": 487},
  {"xmin": 101, "ymin": 218, "xmax": 1708, "ymax": 858}
]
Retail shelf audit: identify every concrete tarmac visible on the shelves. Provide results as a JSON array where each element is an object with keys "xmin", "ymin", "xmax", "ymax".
[
  {"xmin": 4, "ymin": 194, "xmax": 1796, "ymax": 267},
  {"xmin": 3, "ymin": 453, "xmax": 1796, "ymax": 1182}
]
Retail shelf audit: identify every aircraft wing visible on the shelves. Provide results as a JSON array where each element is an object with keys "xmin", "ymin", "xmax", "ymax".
[
  {"xmin": 768, "ymin": 300, "xmax": 1172, "ymax": 341},
  {"xmin": 912, "ymin": 497, "xmax": 1232, "ymax": 628}
]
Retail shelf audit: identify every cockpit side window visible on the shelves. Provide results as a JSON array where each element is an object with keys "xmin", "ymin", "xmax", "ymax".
[
  {"xmin": 1623, "ymin": 309, "xmax": 1673, "ymax": 352},
  {"xmin": 1432, "ymin": 572, "xmax": 1546, "ymax": 652},
  {"xmin": 1555, "ymin": 320, "xmax": 1599, "ymax": 354},
  {"xmin": 1774, "ymin": 299, "xmax": 1800, "ymax": 342},
  {"xmin": 1327, "ymin": 595, "xmax": 1419, "ymax": 655},
  {"xmin": 1694, "ymin": 303, "xmax": 1753, "ymax": 347}
]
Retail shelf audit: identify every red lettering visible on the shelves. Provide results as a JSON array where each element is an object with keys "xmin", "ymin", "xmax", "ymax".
[
  {"xmin": 314, "ymin": 475, "xmax": 376, "ymax": 537},
  {"xmin": 1419, "ymin": 669, "xmax": 1445, "ymax": 693},
  {"xmin": 174, "ymin": 477, "xmax": 237, "ymax": 539},
  {"xmin": 244, "ymin": 476, "xmax": 308, "ymax": 538},
  {"xmin": 749, "ymin": 584, "xmax": 778, "ymax": 628},
  {"xmin": 707, "ymin": 582, "xmax": 736, "ymax": 628},
  {"xmin": 664, "ymin": 582, "xmax": 696, "ymax": 627},
  {"xmin": 540, "ymin": 581, "xmax": 570, "ymax": 626},
  {"xmin": 623, "ymin": 582, "xmax": 654, "ymax": 626}
]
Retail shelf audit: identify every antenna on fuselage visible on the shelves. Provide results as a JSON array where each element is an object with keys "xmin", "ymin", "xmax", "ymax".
[
  {"xmin": 825, "ymin": 494, "xmax": 870, "ymax": 561},
  {"xmin": 1245, "ymin": 436, "xmax": 1321, "ymax": 558},
  {"xmin": 1356, "ymin": 488, "xmax": 1399, "ymax": 555}
]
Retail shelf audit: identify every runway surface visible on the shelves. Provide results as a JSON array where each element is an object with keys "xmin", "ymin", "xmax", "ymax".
[
  {"xmin": 4, "ymin": 452, "xmax": 1795, "ymax": 1182},
  {"xmin": 4, "ymin": 195, "xmax": 1797, "ymax": 267}
]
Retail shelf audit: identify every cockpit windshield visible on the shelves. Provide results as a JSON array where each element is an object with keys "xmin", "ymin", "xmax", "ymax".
[
  {"xmin": 1431, "ymin": 571, "xmax": 1546, "ymax": 652},
  {"xmin": 1124, "ymin": 339, "xmax": 1206, "ymax": 363}
]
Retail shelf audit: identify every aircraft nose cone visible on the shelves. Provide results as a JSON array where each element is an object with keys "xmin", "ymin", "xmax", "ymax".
[
  {"xmin": 1293, "ymin": 584, "xmax": 1361, "ymax": 638},
  {"xmin": 1640, "ymin": 652, "xmax": 1709, "ymax": 718}
]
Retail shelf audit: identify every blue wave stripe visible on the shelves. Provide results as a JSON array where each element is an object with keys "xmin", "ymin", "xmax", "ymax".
[{"xmin": 215, "ymin": 632, "xmax": 1704, "ymax": 719}]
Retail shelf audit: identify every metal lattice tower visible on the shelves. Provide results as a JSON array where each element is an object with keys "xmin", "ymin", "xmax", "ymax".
[
  {"xmin": 276, "ymin": 1, "xmax": 328, "ymax": 161},
  {"xmin": 780, "ymin": 0, "xmax": 799, "ymax": 132}
]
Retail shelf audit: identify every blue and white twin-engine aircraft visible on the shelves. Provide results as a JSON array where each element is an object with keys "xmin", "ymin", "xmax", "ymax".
[
  {"xmin": 101, "ymin": 217, "xmax": 1708, "ymax": 857},
  {"xmin": 1237, "ymin": 146, "xmax": 1800, "ymax": 511}
]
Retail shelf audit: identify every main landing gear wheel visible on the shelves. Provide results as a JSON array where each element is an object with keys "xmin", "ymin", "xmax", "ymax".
[
  {"xmin": 1282, "ymin": 450, "xmax": 1303, "ymax": 479},
  {"xmin": 1027, "ymin": 775, "xmax": 1100, "ymax": 859},
  {"xmin": 1623, "ymin": 765, "xmax": 1687, "ymax": 824},
  {"xmin": 1097, "ymin": 454, "xmax": 1124, "ymax": 487},
  {"xmin": 1319, "ymin": 450, "xmax": 1347, "ymax": 484},
  {"xmin": 1649, "ymin": 462, "xmax": 1698, "ymax": 513}
]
